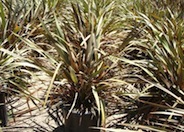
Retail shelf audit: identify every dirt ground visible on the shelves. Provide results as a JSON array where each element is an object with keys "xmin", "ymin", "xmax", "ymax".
[{"xmin": 1, "ymin": 72, "xmax": 65, "ymax": 132}]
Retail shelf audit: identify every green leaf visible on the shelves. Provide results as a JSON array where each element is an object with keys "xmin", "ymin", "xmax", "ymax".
[
  {"xmin": 69, "ymin": 66, "xmax": 78, "ymax": 84},
  {"xmin": 0, "ymin": 1, "xmax": 6, "ymax": 29},
  {"xmin": 54, "ymin": 13, "xmax": 64, "ymax": 39},
  {"xmin": 44, "ymin": 62, "xmax": 62, "ymax": 106}
]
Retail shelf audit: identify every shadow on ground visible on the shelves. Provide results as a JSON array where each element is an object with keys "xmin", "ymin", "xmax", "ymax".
[{"xmin": 53, "ymin": 125, "xmax": 65, "ymax": 132}]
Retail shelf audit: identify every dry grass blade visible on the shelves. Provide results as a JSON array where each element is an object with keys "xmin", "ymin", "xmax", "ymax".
[{"xmin": 44, "ymin": 62, "xmax": 62, "ymax": 106}]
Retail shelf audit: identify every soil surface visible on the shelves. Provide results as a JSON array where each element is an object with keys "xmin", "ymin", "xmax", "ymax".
[{"xmin": 2, "ymin": 72, "xmax": 65, "ymax": 132}]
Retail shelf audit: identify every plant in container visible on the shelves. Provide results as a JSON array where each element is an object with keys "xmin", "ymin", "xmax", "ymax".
[
  {"xmin": 0, "ymin": 45, "xmax": 37, "ymax": 127},
  {"xmin": 114, "ymin": 4, "xmax": 184, "ymax": 131},
  {"xmin": 41, "ymin": 0, "xmax": 120, "ymax": 131},
  {"xmin": 0, "ymin": 0, "xmax": 43, "ymax": 127},
  {"xmin": 138, "ymin": 10, "xmax": 184, "ymax": 130}
]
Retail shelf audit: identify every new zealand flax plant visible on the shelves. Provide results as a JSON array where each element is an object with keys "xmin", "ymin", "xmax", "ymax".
[
  {"xmin": 0, "ymin": 43, "xmax": 40, "ymax": 127},
  {"xmin": 101, "ymin": 1, "xmax": 184, "ymax": 131},
  {"xmin": 140, "ymin": 9, "xmax": 184, "ymax": 125},
  {"xmin": 40, "ymin": 0, "xmax": 121, "ymax": 131},
  {"xmin": 115, "ymin": 3, "xmax": 184, "ymax": 131},
  {"xmin": 0, "ymin": 0, "xmax": 43, "ymax": 127}
]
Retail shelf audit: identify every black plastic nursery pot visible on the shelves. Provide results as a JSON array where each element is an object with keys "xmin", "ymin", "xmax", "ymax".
[
  {"xmin": 63, "ymin": 108, "xmax": 100, "ymax": 132},
  {"xmin": 0, "ymin": 92, "xmax": 8, "ymax": 127}
]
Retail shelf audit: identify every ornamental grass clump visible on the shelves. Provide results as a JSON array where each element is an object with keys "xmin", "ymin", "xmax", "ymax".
[
  {"xmin": 107, "ymin": 1, "xmax": 184, "ymax": 131},
  {"xmin": 0, "ymin": 0, "xmax": 44, "ymax": 127},
  {"xmin": 119, "ymin": 3, "xmax": 184, "ymax": 131},
  {"xmin": 40, "ymin": 1, "xmax": 122, "ymax": 129},
  {"xmin": 140, "ymin": 12, "xmax": 184, "ymax": 131}
]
